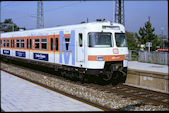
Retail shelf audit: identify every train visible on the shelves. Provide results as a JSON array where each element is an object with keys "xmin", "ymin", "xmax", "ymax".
[{"xmin": 0, "ymin": 21, "xmax": 128, "ymax": 85}]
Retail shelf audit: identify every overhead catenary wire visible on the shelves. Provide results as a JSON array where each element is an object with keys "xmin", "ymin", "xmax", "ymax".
[
  {"xmin": 1, "ymin": 1, "xmax": 82, "ymax": 30},
  {"xmin": 1, "ymin": 1, "xmax": 23, "ymax": 9},
  {"xmin": 8, "ymin": 2, "xmax": 81, "ymax": 20}
]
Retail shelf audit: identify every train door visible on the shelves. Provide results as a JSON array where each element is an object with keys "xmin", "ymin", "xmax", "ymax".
[
  {"xmin": 77, "ymin": 33, "xmax": 85, "ymax": 63},
  {"xmin": 50, "ymin": 35, "xmax": 59, "ymax": 64},
  {"xmin": 27, "ymin": 38, "xmax": 32, "ymax": 59},
  {"xmin": 50, "ymin": 36, "xmax": 55, "ymax": 63}
]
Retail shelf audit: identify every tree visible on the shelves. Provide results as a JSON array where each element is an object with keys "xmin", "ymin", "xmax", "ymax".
[
  {"xmin": 0, "ymin": 18, "xmax": 26, "ymax": 32},
  {"xmin": 126, "ymin": 31, "xmax": 138, "ymax": 50},
  {"xmin": 136, "ymin": 18, "xmax": 161, "ymax": 51}
]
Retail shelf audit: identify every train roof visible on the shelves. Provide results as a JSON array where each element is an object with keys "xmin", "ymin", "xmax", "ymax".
[{"xmin": 0, "ymin": 21, "xmax": 125, "ymax": 38}]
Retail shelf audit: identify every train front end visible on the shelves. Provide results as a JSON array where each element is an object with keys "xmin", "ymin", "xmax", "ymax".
[{"xmin": 86, "ymin": 22, "xmax": 128, "ymax": 84}]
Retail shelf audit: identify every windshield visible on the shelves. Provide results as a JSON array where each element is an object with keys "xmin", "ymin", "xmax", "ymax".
[
  {"xmin": 115, "ymin": 33, "xmax": 127, "ymax": 47},
  {"xmin": 88, "ymin": 32, "xmax": 112, "ymax": 47}
]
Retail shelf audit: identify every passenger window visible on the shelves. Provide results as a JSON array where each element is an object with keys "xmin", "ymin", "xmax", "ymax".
[
  {"xmin": 30, "ymin": 39, "xmax": 32, "ymax": 49},
  {"xmin": 0, "ymin": 40, "xmax": 2, "ymax": 47},
  {"xmin": 51, "ymin": 38, "xmax": 53, "ymax": 50},
  {"xmin": 16, "ymin": 39, "xmax": 20, "ymax": 48},
  {"xmin": 6, "ymin": 40, "xmax": 9, "ymax": 47},
  {"xmin": 35, "ymin": 38, "xmax": 40, "ymax": 49},
  {"xmin": 11, "ymin": 40, "xmax": 14, "ymax": 48},
  {"xmin": 56, "ymin": 38, "xmax": 58, "ymax": 51},
  {"xmin": 3, "ymin": 40, "xmax": 6, "ymax": 47},
  {"xmin": 79, "ymin": 33, "xmax": 83, "ymax": 47},
  {"xmin": 41, "ymin": 38, "xmax": 47, "ymax": 50},
  {"xmin": 12, "ymin": 40, "xmax": 14, "ymax": 48},
  {"xmin": 11, "ymin": 40, "xmax": 12, "ymax": 47},
  {"xmin": 27, "ymin": 39, "xmax": 29, "ymax": 48},
  {"xmin": 65, "ymin": 38, "xmax": 70, "ymax": 50},
  {"xmin": 21, "ymin": 39, "xmax": 24, "ymax": 48}
]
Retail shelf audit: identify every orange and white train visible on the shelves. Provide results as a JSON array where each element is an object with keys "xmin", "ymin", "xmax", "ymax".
[{"xmin": 0, "ymin": 21, "xmax": 128, "ymax": 84}]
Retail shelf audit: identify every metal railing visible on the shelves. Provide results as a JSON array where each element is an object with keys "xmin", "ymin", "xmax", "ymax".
[
  {"xmin": 128, "ymin": 50, "xmax": 169, "ymax": 65},
  {"xmin": 128, "ymin": 50, "xmax": 138, "ymax": 61}
]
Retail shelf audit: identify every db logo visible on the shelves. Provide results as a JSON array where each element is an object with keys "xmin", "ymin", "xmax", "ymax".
[{"xmin": 113, "ymin": 48, "xmax": 119, "ymax": 54}]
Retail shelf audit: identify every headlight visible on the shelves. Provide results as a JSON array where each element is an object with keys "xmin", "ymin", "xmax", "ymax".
[{"xmin": 97, "ymin": 56, "xmax": 104, "ymax": 61}]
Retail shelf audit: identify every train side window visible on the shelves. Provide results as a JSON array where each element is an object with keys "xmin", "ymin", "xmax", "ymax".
[
  {"xmin": 30, "ymin": 39, "xmax": 32, "ymax": 49},
  {"xmin": 3, "ymin": 40, "xmax": 6, "ymax": 47},
  {"xmin": 27, "ymin": 39, "xmax": 29, "ymax": 48},
  {"xmin": 56, "ymin": 38, "xmax": 58, "ymax": 51},
  {"xmin": 11, "ymin": 40, "xmax": 12, "ymax": 48},
  {"xmin": 16, "ymin": 39, "xmax": 20, "ymax": 48},
  {"xmin": 21, "ymin": 39, "xmax": 24, "ymax": 48},
  {"xmin": 12, "ymin": 40, "xmax": 14, "ymax": 48},
  {"xmin": 6, "ymin": 40, "xmax": 9, "ymax": 47},
  {"xmin": 0, "ymin": 40, "xmax": 2, "ymax": 47},
  {"xmin": 13, "ymin": 40, "xmax": 14, "ymax": 48},
  {"xmin": 41, "ymin": 38, "xmax": 47, "ymax": 50},
  {"xmin": 65, "ymin": 38, "xmax": 70, "ymax": 50},
  {"xmin": 35, "ymin": 38, "xmax": 40, "ymax": 49},
  {"xmin": 11, "ymin": 40, "xmax": 13, "ymax": 48},
  {"xmin": 51, "ymin": 38, "xmax": 53, "ymax": 50},
  {"xmin": 79, "ymin": 33, "xmax": 83, "ymax": 47}
]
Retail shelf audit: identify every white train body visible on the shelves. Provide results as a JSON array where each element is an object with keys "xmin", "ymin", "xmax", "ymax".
[{"xmin": 0, "ymin": 21, "xmax": 128, "ymax": 83}]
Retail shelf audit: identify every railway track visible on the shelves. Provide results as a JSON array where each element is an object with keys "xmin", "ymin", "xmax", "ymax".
[
  {"xmin": 83, "ymin": 84, "xmax": 169, "ymax": 109},
  {"xmin": 118, "ymin": 84, "xmax": 169, "ymax": 108},
  {"xmin": 1, "ymin": 62, "xmax": 169, "ymax": 111}
]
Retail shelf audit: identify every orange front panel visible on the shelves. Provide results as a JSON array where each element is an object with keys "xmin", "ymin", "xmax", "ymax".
[
  {"xmin": 88, "ymin": 56, "xmax": 97, "ymax": 61},
  {"xmin": 88, "ymin": 55, "xmax": 125, "ymax": 61}
]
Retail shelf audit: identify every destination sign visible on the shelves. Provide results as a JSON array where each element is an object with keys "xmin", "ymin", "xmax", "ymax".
[
  {"xmin": 3, "ymin": 50, "xmax": 10, "ymax": 55},
  {"xmin": 33, "ymin": 53, "xmax": 48, "ymax": 61},
  {"xmin": 16, "ymin": 51, "xmax": 26, "ymax": 58}
]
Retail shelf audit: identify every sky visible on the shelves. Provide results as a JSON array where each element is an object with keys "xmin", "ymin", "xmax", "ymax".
[{"xmin": 1, "ymin": 0, "xmax": 168, "ymax": 36}]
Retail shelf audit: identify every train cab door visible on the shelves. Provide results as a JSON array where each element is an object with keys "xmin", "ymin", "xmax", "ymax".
[{"xmin": 77, "ymin": 33, "xmax": 85, "ymax": 63}]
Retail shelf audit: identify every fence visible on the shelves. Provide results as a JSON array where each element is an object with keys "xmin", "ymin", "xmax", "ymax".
[
  {"xmin": 128, "ymin": 50, "xmax": 138, "ymax": 61},
  {"xmin": 128, "ymin": 50, "xmax": 169, "ymax": 65}
]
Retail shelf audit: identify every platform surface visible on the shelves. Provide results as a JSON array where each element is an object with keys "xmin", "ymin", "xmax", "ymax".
[
  {"xmin": 1, "ymin": 71, "xmax": 102, "ymax": 112},
  {"xmin": 128, "ymin": 61, "xmax": 168, "ymax": 74}
]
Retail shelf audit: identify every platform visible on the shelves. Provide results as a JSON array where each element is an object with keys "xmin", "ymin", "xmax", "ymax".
[
  {"xmin": 128, "ymin": 61, "xmax": 168, "ymax": 74},
  {"xmin": 1, "ymin": 71, "xmax": 102, "ymax": 111},
  {"xmin": 126, "ymin": 61, "xmax": 168, "ymax": 93}
]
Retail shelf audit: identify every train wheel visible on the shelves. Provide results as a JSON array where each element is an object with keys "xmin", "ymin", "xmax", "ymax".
[
  {"xmin": 121, "ymin": 67, "xmax": 127, "ymax": 83},
  {"xmin": 102, "ymin": 73, "xmax": 113, "ymax": 85},
  {"xmin": 79, "ymin": 73, "xmax": 84, "ymax": 83},
  {"xmin": 112, "ymin": 71, "xmax": 123, "ymax": 86},
  {"xmin": 79, "ymin": 73, "xmax": 88, "ymax": 84},
  {"xmin": 61, "ymin": 71, "xmax": 66, "ymax": 77},
  {"xmin": 102, "ymin": 73, "xmax": 112, "ymax": 81},
  {"xmin": 70, "ymin": 72, "xmax": 78, "ymax": 82}
]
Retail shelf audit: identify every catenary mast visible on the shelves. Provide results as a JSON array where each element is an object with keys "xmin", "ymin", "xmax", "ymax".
[{"xmin": 115, "ymin": 0, "xmax": 125, "ymax": 26}]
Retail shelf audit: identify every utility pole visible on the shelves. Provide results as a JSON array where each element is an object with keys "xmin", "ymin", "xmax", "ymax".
[
  {"xmin": 0, "ymin": 1, "xmax": 1, "ymax": 23},
  {"xmin": 37, "ymin": 1, "xmax": 44, "ymax": 28},
  {"xmin": 160, "ymin": 27, "xmax": 164, "ymax": 48},
  {"xmin": 115, "ymin": 0, "xmax": 125, "ymax": 26},
  {"xmin": 148, "ymin": 16, "xmax": 150, "ymax": 22}
]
